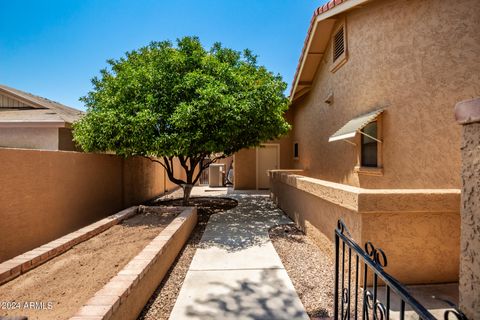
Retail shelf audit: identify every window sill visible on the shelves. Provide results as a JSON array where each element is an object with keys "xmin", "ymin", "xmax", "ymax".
[
  {"xmin": 330, "ymin": 53, "xmax": 348, "ymax": 73},
  {"xmin": 293, "ymin": 157, "xmax": 299, "ymax": 161},
  {"xmin": 354, "ymin": 166, "xmax": 383, "ymax": 176}
]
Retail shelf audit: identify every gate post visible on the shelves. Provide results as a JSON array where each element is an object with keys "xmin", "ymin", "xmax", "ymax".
[{"xmin": 455, "ymin": 97, "xmax": 480, "ymax": 319}]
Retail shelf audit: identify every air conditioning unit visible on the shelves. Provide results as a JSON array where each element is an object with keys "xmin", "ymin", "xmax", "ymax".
[{"xmin": 208, "ymin": 164, "xmax": 225, "ymax": 187}]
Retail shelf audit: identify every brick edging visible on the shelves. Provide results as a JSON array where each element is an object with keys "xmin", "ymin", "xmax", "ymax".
[
  {"xmin": 71, "ymin": 207, "xmax": 197, "ymax": 320},
  {"xmin": 0, "ymin": 206, "xmax": 138, "ymax": 285}
]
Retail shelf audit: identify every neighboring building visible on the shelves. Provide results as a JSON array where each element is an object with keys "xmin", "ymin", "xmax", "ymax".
[
  {"xmin": 0, "ymin": 85, "xmax": 84, "ymax": 151},
  {"xmin": 256, "ymin": 0, "xmax": 479, "ymax": 287}
]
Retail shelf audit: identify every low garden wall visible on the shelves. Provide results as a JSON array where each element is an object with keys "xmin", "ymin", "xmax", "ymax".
[
  {"xmin": 269, "ymin": 170, "xmax": 461, "ymax": 285},
  {"xmin": 0, "ymin": 148, "xmax": 185, "ymax": 262}
]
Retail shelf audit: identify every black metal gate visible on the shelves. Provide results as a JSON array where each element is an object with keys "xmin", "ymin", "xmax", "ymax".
[
  {"xmin": 334, "ymin": 220, "xmax": 467, "ymax": 320},
  {"xmin": 199, "ymin": 158, "xmax": 209, "ymax": 185}
]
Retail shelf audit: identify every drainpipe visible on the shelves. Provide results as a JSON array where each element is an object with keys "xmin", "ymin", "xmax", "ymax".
[{"xmin": 455, "ymin": 97, "xmax": 480, "ymax": 320}]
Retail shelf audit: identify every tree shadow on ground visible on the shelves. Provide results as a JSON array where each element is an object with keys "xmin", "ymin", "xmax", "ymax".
[
  {"xmin": 194, "ymin": 194, "xmax": 293, "ymax": 252},
  {"xmin": 138, "ymin": 197, "xmax": 238, "ymax": 320},
  {"xmin": 184, "ymin": 269, "xmax": 308, "ymax": 320},
  {"xmin": 151, "ymin": 194, "xmax": 292, "ymax": 253}
]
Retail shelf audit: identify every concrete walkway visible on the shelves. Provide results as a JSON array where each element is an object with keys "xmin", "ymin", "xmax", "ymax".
[{"xmin": 169, "ymin": 187, "xmax": 309, "ymax": 320}]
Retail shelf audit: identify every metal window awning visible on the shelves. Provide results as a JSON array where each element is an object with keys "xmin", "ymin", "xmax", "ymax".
[{"xmin": 328, "ymin": 109, "xmax": 384, "ymax": 142}]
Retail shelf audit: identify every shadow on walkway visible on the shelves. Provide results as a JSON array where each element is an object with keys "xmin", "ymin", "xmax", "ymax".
[{"xmin": 184, "ymin": 269, "xmax": 308, "ymax": 320}]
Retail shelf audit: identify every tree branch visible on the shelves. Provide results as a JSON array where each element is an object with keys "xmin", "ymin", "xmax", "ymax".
[
  {"xmin": 163, "ymin": 156, "xmax": 186, "ymax": 186},
  {"xmin": 140, "ymin": 155, "xmax": 168, "ymax": 171}
]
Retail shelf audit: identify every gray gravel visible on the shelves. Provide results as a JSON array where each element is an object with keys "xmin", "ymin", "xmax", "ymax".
[
  {"xmin": 269, "ymin": 224, "xmax": 336, "ymax": 319},
  {"xmin": 138, "ymin": 197, "xmax": 238, "ymax": 320}
]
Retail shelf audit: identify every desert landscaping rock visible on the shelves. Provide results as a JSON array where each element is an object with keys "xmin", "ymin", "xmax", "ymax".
[
  {"xmin": 138, "ymin": 196, "xmax": 238, "ymax": 320},
  {"xmin": 269, "ymin": 224, "xmax": 335, "ymax": 319},
  {"xmin": 0, "ymin": 207, "xmax": 180, "ymax": 320}
]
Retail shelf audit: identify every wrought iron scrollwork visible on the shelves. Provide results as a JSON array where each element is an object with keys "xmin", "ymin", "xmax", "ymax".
[
  {"xmin": 363, "ymin": 290, "xmax": 387, "ymax": 320},
  {"xmin": 337, "ymin": 220, "xmax": 352, "ymax": 237},
  {"xmin": 341, "ymin": 288, "xmax": 350, "ymax": 320},
  {"xmin": 433, "ymin": 296, "xmax": 469, "ymax": 320},
  {"xmin": 444, "ymin": 309, "xmax": 469, "ymax": 320},
  {"xmin": 334, "ymin": 220, "xmax": 469, "ymax": 320},
  {"xmin": 364, "ymin": 241, "xmax": 388, "ymax": 268}
]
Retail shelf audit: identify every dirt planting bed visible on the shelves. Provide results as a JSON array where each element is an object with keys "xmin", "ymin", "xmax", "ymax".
[
  {"xmin": 269, "ymin": 224, "xmax": 336, "ymax": 319},
  {"xmin": 138, "ymin": 197, "xmax": 238, "ymax": 320},
  {"xmin": 0, "ymin": 207, "xmax": 180, "ymax": 320}
]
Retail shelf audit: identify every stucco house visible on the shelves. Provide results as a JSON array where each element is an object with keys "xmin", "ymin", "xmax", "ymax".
[
  {"xmin": 235, "ymin": 0, "xmax": 480, "ymax": 289},
  {"xmin": 0, "ymin": 84, "xmax": 84, "ymax": 151}
]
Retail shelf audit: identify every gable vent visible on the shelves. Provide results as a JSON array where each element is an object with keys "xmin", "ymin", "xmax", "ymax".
[{"xmin": 333, "ymin": 26, "xmax": 345, "ymax": 62}]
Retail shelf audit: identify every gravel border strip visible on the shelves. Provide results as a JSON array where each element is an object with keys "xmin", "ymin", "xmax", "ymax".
[
  {"xmin": 138, "ymin": 197, "xmax": 239, "ymax": 320},
  {"xmin": 0, "ymin": 206, "xmax": 138, "ymax": 285},
  {"xmin": 71, "ymin": 207, "xmax": 197, "ymax": 320},
  {"xmin": 269, "ymin": 224, "xmax": 336, "ymax": 319}
]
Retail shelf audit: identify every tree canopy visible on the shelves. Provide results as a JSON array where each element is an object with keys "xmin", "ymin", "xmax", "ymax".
[{"xmin": 73, "ymin": 36, "xmax": 290, "ymax": 202}]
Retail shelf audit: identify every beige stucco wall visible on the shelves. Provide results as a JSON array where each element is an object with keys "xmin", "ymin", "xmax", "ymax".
[
  {"xmin": 0, "ymin": 127, "xmax": 59, "ymax": 150},
  {"xmin": 234, "ymin": 148, "xmax": 257, "ymax": 189},
  {"xmin": 270, "ymin": 171, "xmax": 460, "ymax": 285},
  {"xmin": 58, "ymin": 128, "xmax": 78, "ymax": 151},
  {"xmin": 289, "ymin": 0, "xmax": 480, "ymax": 189},
  {"xmin": 233, "ymin": 108, "xmax": 293, "ymax": 190},
  {"xmin": 234, "ymin": 123, "xmax": 293, "ymax": 190},
  {"xmin": 0, "ymin": 127, "xmax": 79, "ymax": 151},
  {"xmin": 0, "ymin": 148, "xmax": 179, "ymax": 262}
]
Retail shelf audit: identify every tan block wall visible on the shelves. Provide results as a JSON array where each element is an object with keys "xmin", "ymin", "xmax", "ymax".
[
  {"xmin": 271, "ymin": 179, "xmax": 362, "ymax": 244},
  {"xmin": 165, "ymin": 159, "xmax": 187, "ymax": 191},
  {"xmin": 270, "ymin": 171, "xmax": 460, "ymax": 285},
  {"xmin": 234, "ymin": 148, "xmax": 257, "ymax": 189},
  {"xmin": 362, "ymin": 211, "xmax": 460, "ymax": 284},
  {"xmin": 0, "ymin": 127, "xmax": 59, "ymax": 150},
  {"xmin": 289, "ymin": 0, "xmax": 480, "ymax": 189},
  {"xmin": 0, "ymin": 148, "xmax": 180, "ymax": 262},
  {"xmin": 459, "ymin": 122, "xmax": 480, "ymax": 319},
  {"xmin": 122, "ymin": 157, "xmax": 167, "ymax": 207}
]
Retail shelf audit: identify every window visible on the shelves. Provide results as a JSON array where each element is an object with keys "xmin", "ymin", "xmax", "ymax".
[
  {"xmin": 360, "ymin": 121, "xmax": 378, "ymax": 167},
  {"xmin": 330, "ymin": 21, "xmax": 348, "ymax": 73},
  {"xmin": 293, "ymin": 142, "xmax": 299, "ymax": 160}
]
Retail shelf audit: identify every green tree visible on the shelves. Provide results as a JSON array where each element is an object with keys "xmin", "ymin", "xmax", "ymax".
[{"xmin": 73, "ymin": 36, "xmax": 290, "ymax": 204}]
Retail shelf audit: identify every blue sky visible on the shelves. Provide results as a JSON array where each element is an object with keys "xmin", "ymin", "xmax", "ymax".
[{"xmin": 0, "ymin": 1, "xmax": 323, "ymax": 111}]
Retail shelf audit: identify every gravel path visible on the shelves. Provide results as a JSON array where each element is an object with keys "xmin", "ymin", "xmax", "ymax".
[
  {"xmin": 138, "ymin": 197, "xmax": 238, "ymax": 320},
  {"xmin": 269, "ymin": 224, "xmax": 335, "ymax": 319}
]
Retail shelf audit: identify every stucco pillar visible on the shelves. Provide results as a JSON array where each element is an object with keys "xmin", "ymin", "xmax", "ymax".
[{"xmin": 455, "ymin": 97, "xmax": 480, "ymax": 319}]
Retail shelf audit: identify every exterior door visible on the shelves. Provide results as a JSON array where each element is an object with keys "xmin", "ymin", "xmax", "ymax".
[{"xmin": 257, "ymin": 144, "xmax": 279, "ymax": 189}]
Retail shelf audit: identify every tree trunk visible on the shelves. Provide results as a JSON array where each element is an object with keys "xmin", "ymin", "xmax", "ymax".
[{"xmin": 182, "ymin": 184, "xmax": 194, "ymax": 206}]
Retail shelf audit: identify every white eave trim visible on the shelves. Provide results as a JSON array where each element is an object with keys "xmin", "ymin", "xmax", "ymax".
[
  {"xmin": 290, "ymin": 0, "xmax": 372, "ymax": 102},
  {"xmin": 290, "ymin": 22, "xmax": 320, "ymax": 102}
]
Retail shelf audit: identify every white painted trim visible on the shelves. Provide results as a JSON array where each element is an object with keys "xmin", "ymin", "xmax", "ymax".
[
  {"xmin": 290, "ymin": 21, "xmax": 320, "ymax": 102},
  {"xmin": 328, "ymin": 131, "xmax": 357, "ymax": 142},
  {"xmin": 290, "ymin": 0, "xmax": 371, "ymax": 101},
  {"xmin": 316, "ymin": 0, "xmax": 370, "ymax": 21}
]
